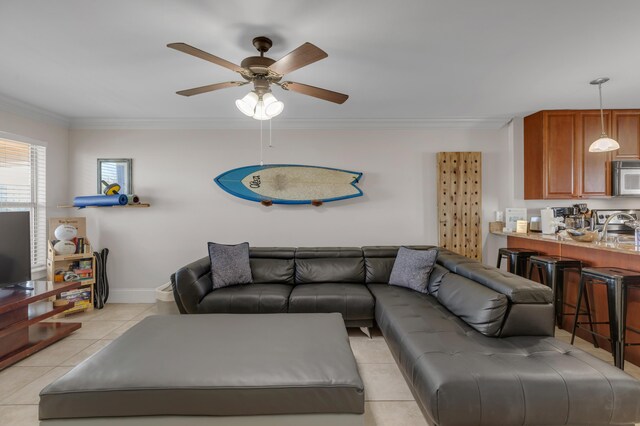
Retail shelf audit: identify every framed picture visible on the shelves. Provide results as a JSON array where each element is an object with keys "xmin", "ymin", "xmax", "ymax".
[{"xmin": 97, "ymin": 158, "xmax": 132, "ymax": 194}]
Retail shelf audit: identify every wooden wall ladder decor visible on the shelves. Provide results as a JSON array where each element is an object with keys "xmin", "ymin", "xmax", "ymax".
[{"xmin": 437, "ymin": 152, "xmax": 482, "ymax": 260}]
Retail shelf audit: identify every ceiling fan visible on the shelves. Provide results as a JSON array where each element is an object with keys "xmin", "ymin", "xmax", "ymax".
[{"xmin": 167, "ymin": 36, "xmax": 348, "ymax": 119}]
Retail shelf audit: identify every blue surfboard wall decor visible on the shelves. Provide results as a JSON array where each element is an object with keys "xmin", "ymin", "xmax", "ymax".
[{"xmin": 214, "ymin": 164, "xmax": 363, "ymax": 205}]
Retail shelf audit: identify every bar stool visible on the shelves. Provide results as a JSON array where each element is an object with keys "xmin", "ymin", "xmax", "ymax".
[
  {"xmin": 571, "ymin": 267, "xmax": 640, "ymax": 370},
  {"xmin": 496, "ymin": 248, "xmax": 539, "ymax": 277},
  {"xmin": 527, "ymin": 255, "xmax": 583, "ymax": 327}
]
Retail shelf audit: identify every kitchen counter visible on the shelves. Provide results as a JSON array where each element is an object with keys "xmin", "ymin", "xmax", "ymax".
[
  {"xmin": 491, "ymin": 230, "xmax": 640, "ymax": 256},
  {"xmin": 492, "ymin": 230, "xmax": 640, "ymax": 367}
]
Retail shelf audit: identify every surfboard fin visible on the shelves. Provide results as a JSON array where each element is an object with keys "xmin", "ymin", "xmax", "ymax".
[
  {"xmin": 311, "ymin": 200, "xmax": 323, "ymax": 207},
  {"xmin": 260, "ymin": 200, "xmax": 273, "ymax": 207}
]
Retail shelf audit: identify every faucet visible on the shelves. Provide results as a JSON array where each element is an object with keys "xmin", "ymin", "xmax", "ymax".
[{"xmin": 599, "ymin": 212, "xmax": 636, "ymax": 242}]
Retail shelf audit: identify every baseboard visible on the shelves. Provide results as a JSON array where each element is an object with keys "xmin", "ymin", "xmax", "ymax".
[{"xmin": 108, "ymin": 288, "xmax": 156, "ymax": 303}]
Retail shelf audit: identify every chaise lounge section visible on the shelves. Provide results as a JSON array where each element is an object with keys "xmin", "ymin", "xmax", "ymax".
[{"xmin": 173, "ymin": 245, "xmax": 640, "ymax": 425}]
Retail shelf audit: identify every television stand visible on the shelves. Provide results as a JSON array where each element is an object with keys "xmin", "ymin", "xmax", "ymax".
[{"xmin": 0, "ymin": 281, "xmax": 83, "ymax": 371}]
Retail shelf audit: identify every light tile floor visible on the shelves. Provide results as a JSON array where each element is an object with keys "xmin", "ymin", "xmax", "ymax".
[{"xmin": 0, "ymin": 304, "xmax": 639, "ymax": 425}]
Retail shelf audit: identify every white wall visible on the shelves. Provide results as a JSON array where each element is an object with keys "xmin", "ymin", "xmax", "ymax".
[{"xmin": 69, "ymin": 126, "xmax": 509, "ymax": 302}]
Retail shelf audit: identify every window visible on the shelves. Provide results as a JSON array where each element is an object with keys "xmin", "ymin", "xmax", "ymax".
[{"xmin": 0, "ymin": 138, "xmax": 47, "ymax": 272}]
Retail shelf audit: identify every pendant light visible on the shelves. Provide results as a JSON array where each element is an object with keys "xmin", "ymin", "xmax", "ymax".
[{"xmin": 588, "ymin": 77, "xmax": 619, "ymax": 153}]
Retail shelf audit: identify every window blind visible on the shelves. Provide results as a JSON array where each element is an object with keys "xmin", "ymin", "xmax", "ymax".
[{"xmin": 0, "ymin": 138, "xmax": 47, "ymax": 272}]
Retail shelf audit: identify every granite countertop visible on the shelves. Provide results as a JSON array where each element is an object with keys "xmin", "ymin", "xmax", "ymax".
[{"xmin": 491, "ymin": 230, "xmax": 640, "ymax": 256}]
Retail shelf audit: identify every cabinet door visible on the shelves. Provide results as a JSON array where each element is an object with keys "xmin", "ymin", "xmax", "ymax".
[
  {"xmin": 544, "ymin": 112, "xmax": 577, "ymax": 198},
  {"xmin": 612, "ymin": 110, "xmax": 640, "ymax": 160},
  {"xmin": 578, "ymin": 111, "xmax": 611, "ymax": 197}
]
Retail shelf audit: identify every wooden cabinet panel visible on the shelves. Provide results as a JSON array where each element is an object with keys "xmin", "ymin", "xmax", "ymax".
[
  {"xmin": 578, "ymin": 111, "xmax": 611, "ymax": 197},
  {"xmin": 612, "ymin": 110, "xmax": 640, "ymax": 160},
  {"xmin": 524, "ymin": 112, "xmax": 544, "ymax": 199},
  {"xmin": 524, "ymin": 109, "xmax": 640, "ymax": 199},
  {"xmin": 544, "ymin": 112, "xmax": 576, "ymax": 198}
]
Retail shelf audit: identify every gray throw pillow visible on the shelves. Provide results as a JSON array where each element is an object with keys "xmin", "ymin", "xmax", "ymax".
[
  {"xmin": 208, "ymin": 242, "xmax": 253, "ymax": 289},
  {"xmin": 388, "ymin": 247, "xmax": 438, "ymax": 293}
]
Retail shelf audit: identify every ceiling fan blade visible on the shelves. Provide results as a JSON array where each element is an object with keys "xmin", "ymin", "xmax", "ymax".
[
  {"xmin": 168, "ymin": 43, "xmax": 244, "ymax": 73},
  {"xmin": 176, "ymin": 81, "xmax": 248, "ymax": 97},
  {"xmin": 281, "ymin": 82, "xmax": 348, "ymax": 104},
  {"xmin": 269, "ymin": 43, "xmax": 328, "ymax": 75}
]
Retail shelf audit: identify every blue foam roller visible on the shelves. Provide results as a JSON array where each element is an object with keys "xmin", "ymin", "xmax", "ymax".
[{"xmin": 73, "ymin": 194, "xmax": 129, "ymax": 208}]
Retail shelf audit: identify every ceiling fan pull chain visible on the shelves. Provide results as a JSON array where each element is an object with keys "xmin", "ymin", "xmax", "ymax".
[
  {"xmin": 260, "ymin": 115, "xmax": 264, "ymax": 166},
  {"xmin": 269, "ymin": 118, "xmax": 273, "ymax": 148}
]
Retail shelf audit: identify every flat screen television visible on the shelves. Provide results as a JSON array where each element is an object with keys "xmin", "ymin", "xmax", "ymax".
[{"xmin": 0, "ymin": 211, "xmax": 33, "ymax": 289}]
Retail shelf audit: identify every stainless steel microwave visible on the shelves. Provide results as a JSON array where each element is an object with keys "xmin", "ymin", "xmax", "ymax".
[{"xmin": 612, "ymin": 160, "xmax": 640, "ymax": 196}]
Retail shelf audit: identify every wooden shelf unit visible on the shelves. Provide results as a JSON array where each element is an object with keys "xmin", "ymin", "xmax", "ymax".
[
  {"xmin": 47, "ymin": 218, "xmax": 96, "ymax": 316},
  {"xmin": 0, "ymin": 281, "xmax": 82, "ymax": 371}
]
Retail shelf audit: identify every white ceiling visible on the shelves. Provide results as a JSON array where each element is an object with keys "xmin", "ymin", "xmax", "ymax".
[{"xmin": 0, "ymin": 0, "xmax": 639, "ymax": 121}]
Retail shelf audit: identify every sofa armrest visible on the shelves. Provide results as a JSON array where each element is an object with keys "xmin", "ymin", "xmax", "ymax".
[{"xmin": 174, "ymin": 256, "xmax": 212, "ymax": 313}]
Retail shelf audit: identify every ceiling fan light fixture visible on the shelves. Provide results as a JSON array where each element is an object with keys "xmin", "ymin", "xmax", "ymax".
[
  {"xmin": 588, "ymin": 77, "xmax": 619, "ymax": 153},
  {"xmin": 262, "ymin": 93, "xmax": 284, "ymax": 118},
  {"xmin": 253, "ymin": 100, "xmax": 270, "ymax": 121},
  {"xmin": 235, "ymin": 92, "xmax": 259, "ymax": 117}
]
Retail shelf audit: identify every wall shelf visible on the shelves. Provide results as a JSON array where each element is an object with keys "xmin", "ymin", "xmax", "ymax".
[{"xmin": 57, "ymin": 203, "xmax": 150, "ymax": 208}]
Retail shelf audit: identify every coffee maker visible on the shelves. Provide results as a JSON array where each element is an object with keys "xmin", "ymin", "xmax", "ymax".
[
  {"xmin": 550, "ymin": 204, "xmax": 589, "ymax": 230},
  {"xmin": 566, "ymin": 203, "xmax": 589, "ymax": 229}
]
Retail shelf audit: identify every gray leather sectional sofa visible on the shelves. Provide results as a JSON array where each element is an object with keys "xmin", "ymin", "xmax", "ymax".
[{"xmin": 174, "ymin": 246, "xmax": 640, "ymax": 426}]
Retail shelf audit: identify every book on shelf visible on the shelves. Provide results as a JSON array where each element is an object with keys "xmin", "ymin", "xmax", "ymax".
[{"xmin": 60, "ymin": 288, "xmax": 91, "ymax": 301}]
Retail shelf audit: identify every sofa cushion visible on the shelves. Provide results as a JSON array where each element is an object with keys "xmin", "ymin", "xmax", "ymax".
[
  {"xmin": 288, "ymin": 283, "xmax": 374, "ymax": 321},
  {"xmin": 247, "ymin": 247, "xmax": 296, "ymax": 284},
  {"xmin": 197, "ymin": 284, "xmax": 292, "ymax": 314},
  {"xmin": 435, "ymin": 249, "xmax": 477, "ymax": 272},
  {"xmin": 388, "ymin": 247, "xmax": 438, "ymax": 293},
  {"xmin": 427, "ymin": 264, "xmax": 449, "ymax": 296},
  {"xmin": 454, "ymin": 262, "xmax": 553, "ymax": 304},
  {"xmin": 436, "ymin": 273, "xmax": 508, "ymax": 337},
  {"xmin": 295, "ymin": 247, "xmax": 364, "ymax": 284},
  {"xmin": 411, "ymin": 336, "xmax": 640, "ymax": 426},
  {"xmin": 208, "ymin": 242, "xmax": 252, "ymax": 289}
]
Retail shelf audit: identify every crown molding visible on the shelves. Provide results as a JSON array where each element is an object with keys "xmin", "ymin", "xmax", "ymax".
[
  {"xmin": 0, "ymin": 93, "xmax": 70, "ymax": 128},
  {"xmin": 0, "ymin": 92, "xmax": 511, "ymax": 130},
  {"xmin": 70, "ymin": 117, "xmax": 512, "ymax": 130}
]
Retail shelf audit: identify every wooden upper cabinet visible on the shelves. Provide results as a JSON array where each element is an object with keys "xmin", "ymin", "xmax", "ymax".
[
  {"xmin": 524, "ymin": 111, "xmax": 577, "ymax": 199},
  {"xmin": 577, "ymin": 111, "xmax": 611, "ymax": 197},
  {"xmin": 611, "ymin": 110, "xmax": 640, "ymax": 160},
  {"xmin": 544, "ymin": 112, "xmax": 577, "ymax": 199},
  {"xmin": 524, "ymin": 109, "xmax": 630, "ymax": 199}
]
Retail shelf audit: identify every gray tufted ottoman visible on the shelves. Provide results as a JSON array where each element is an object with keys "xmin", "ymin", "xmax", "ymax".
[{"xmin": 39, "ymin": 314, "xmax": 364, "ymax": 426}]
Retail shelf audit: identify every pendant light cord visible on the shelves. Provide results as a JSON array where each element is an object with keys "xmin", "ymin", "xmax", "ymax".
[
  {"xmin": 599, "ymin": 83, "xmax": 606, "ymax": 136},
  {"xmin": 269, "ymin": 118, "xmax": 273, "ymax": 148}
]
